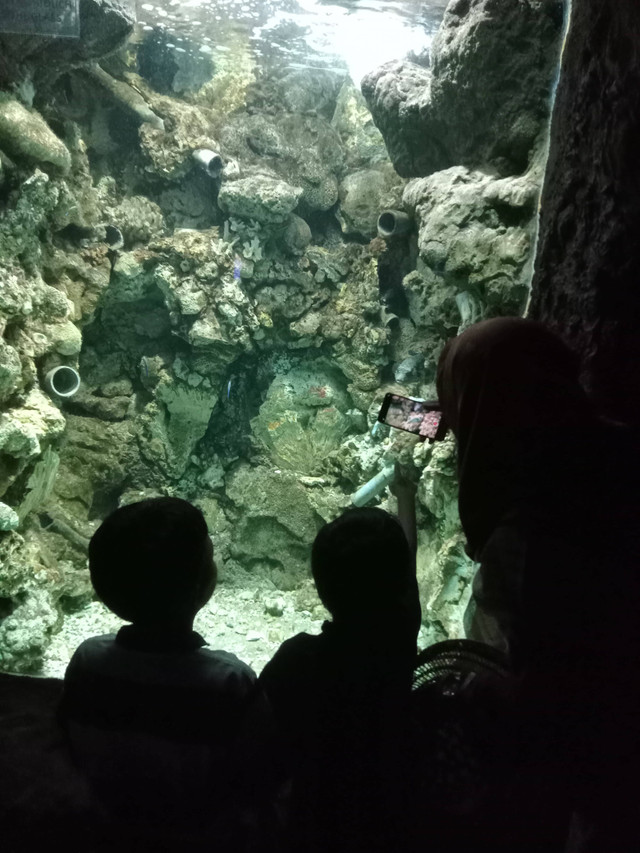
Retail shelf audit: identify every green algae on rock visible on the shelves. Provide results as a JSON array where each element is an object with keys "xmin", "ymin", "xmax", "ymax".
[
  {"xmin": 218, "ymin": 175, "xmax": 304, "ymax": 225},
  {"xmin": 0, "ymin": 502, "xmax": 19, "ymax": 532},
  {"xmin": 0, "ymin": 95, "xmax": 71, "ymax": 173}
]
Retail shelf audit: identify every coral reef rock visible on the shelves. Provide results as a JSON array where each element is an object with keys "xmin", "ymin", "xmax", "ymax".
[
  {"xmin": 403, "ymin": 166, "xmax": 538, "ymax": 320},
  {"xmin": 0, "ymin": 96, "xmax": 71, "ymax": 173},
  {"xmin": 110, "ymin": 195, "xmax": 166, "ymax": 249},
  {"xmin": 0, "ymin": 340, "xmax": 22, "ymax": 404},
  {"xmin": 362, "ymin": 0, "xmax": 564, "ymax": 177},
  {"xmin": 415, "ymin": 439, "xmax": 474, "ymax": 646},
  {"xmin": 226, "ymin": 465, "xmax": 324, "ymax": 586},
  {"xmin": 218, "ymin": 113, "xmax": 344, "ymax": 213},
  {"xmin": 0, "ymin": 0, "xmax": 135, "ymax": 88},
  {"xmin": 332, "ymin": 78, "xmax": 390, "ymax": 171},
  {"xmin": 338, "ymin": 164, "xmax": 404, "ymax": 239},
  {"xmin": 279, "ymin": 68, "xmax": 345, "ymax": 117},
  {"xmin": 218, "ymin": 175, "xmax": 303, "ymax": 225},
  {"xmin": 278, "ymin": 215, "xmax": 312, "ymax": 256},
  {"xmin": 252, "ymin": 365, "xmax": 353, "ymax": 476},
  {"xmin": 0, "ymin": 502, "xmax": 19, "ymax": 532}
]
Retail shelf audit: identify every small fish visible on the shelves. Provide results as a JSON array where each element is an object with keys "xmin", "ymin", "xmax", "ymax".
[
  {"xmin": 227, "ymin": 379, "xmax": 232, "ymax": 400},
  {"xmin": 371, "ymin": 421, "xmax": 382, "ymax": 438},
  {"xmin": 141, "ymin": 356, "xmax": 149, "ymax": 378},
  {"xmin": 233, "ymin": 256, "xmax": 242, "ymax": 281}
]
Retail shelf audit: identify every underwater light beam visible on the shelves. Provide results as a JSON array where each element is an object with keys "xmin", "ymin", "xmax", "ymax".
[
  {"xmin": 257, "ymin": 0, "xmax": 432, "ymax": 85},
  {"xmin": 330, "ymin": 10, "xmax": 431, "ymax": 84}
]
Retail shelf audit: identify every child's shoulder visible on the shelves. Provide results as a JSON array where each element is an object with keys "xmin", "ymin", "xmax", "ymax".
[
  {"xmin": 65, "ymin": 633, "xmax": 257, "ymax": 689},
  {"xmin": 66, "ymin": 633, "xmax": 118, "ymax": 668},
  {"xmin": 196, "ymin": 646, "xmax": 258, "ymax": 689},
  {"xmin": 260, "ymin": 630, "xmax": 324, "ymax": 686}
]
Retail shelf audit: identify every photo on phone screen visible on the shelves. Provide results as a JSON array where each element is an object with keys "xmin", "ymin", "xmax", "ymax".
[{"xmin": 378, "ymin": 394, "xmax": 444, "ymax": 440}]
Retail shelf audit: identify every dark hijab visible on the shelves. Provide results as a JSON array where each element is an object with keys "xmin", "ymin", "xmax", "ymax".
[
  {"xmin": 436, "ymin": 317, "xmax": 602, "ymax": 560},
  {"xmin": 437, "ymin": 319, "xmax": 640, "ymax": 834}
]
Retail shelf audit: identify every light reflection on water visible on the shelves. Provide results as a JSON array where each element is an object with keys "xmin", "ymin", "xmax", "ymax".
[{"xmin": 136, "ymin": 0, "xmax": 447, "ymax": 84}]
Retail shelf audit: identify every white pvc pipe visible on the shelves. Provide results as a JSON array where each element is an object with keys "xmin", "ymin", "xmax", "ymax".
[
  {"xmin": 351, "ymin": 463, "xmax": 395, "ymax": 507},
  {"xmin": 192, "ymin": 149, "xmax": 224, "ymax": 178},
  {"xmin": 44, "ymin": 365, "xmax": 81, "ymax": 398}
]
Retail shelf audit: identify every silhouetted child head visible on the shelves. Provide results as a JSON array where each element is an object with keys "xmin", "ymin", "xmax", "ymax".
[
  {"xmin": 311, "ymin": 507, "xmax": 412, "ymax": 622},
  {"xmin": 89, "ymin": 497, "xmax": 216, "ymax": 628}
]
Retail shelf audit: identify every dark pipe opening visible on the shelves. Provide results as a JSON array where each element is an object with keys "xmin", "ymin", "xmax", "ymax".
[
  {"xmin": 378, "ymin": 212, "xmax": 396, "ymax": 235},
  {"xmin": 207, "ymin": 154, "xmax": 223, "ymax": 176},
  {"xmin": 50, "ymin": 366, "xmax": 80, "ymax": 396}
]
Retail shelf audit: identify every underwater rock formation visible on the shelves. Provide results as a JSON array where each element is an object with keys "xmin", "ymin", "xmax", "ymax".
[
  {"xmin": 414, "ymin": 438, "xmax": 474, "ymax": 644},
  {"xmin": 0, "ymin": 340, "xmax": 21, "ymax": 405},
  {"xmin": 81, "ymin": 65, "xmax": 164, "ymax": 132},
  {"xmin": 332, "ymin": 79, "xmax": 390, "ymax": 172},
  {"xmin": 337, "ymin": 164, "xmax": 404, "ymax": 240},
  {"xmin": 278, "ymin": 215, "xmax": 312, "ymax": 256},
  {"xmin": 279, "ymin": 68, "xmax": 344, "ymax": 118},
  {"xmin": 0, "ymin": 171, "xmax": 66, "ymax": 268},
  {"xmin": 110, "ymin": 195, "xmax": 166, "ymax": 249},
  {"xmin": 219, "ymin": 175, "xmax": 303, "ymax": 225},
  {"xmin": 0, "ymin": 502, "xmax": 18, "ymax": 532},
  {"xmin": 251, "ymin": 366, "xmax": 354, "ymax": 476},
  {"xmin": 403, "ymin": 166, "xmax": 537, "ymax": 320},
  {"xmin": 226, "ymin": 465, "xmax": 326, "ymax": 585},
  {"xmin": 218, "ymin": 112, "xmax": 344, "ymax": 214},
  {"xmin": 0, "ymin": 0, "xmax": 568, "ymax": 673},
  {"xmin": 0, "ymin": 96, "xmax": 71, "ymax": 174},
  {"xmin": 362, "ymin": 0, "xmax": 563, "ymax": 178},
  {"xmin": 0, "ymin": 0, "xmax": 135, "ymax": 90}
]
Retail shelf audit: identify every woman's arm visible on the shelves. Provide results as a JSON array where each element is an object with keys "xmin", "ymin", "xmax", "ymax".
[{"xmin": 391, "ymin": 463, "xmax": 417, "ymax": 557}]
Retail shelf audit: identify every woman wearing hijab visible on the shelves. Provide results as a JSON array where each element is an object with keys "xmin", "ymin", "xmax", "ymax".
[{"xmin": 435, "ymin": 317, "xmax": 640, "ymax": 852}]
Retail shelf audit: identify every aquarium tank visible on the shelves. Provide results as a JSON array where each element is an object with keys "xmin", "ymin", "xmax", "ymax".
[{"xmin": 0, "ymin": 0, "xmax": 564, "ymax": 675}]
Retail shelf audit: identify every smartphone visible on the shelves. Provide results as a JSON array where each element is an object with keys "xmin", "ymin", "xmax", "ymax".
[{"xmin": 378, "ymin": 393, "xmax": 446, "ymax": 441}]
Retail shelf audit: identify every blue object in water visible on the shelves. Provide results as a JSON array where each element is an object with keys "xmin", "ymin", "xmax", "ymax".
[
  {"xmin": 227, "ymin": 379, "xmax": 232, "ymax": 399},
  {"xmin": 351, "ymin": 464, "xmax": 395, "ymax": 507},
  {"xmin": 233, "ymin": 257, "xmax": 242, "ymax": 280}
]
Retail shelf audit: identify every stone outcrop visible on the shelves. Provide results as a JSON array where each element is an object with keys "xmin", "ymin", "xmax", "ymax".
[
  {"xmin": 225, "ymin": 465, "xmax": 326, "ymax": 584},
  {"xmin": 218, "ymin": 175, "xmax": 303, "ymax": 225},
  {"xmin": 403, "ymin": 165, "xmax": 539, "ymax": 323},
  {"xmin": 0, "ymin": 96, "xmax": 71, "ymax": 173},
  {"xmin": 331, "ymin": 78, "xmax": 390, "ymax": 171},
  {"xmin": 529, "ymin": 0, "xmax": 640, "ymax": 426},
  {"xmin": 354, "ymin": 0, "xmax": 565, "ymax": 402},
  {"xmin": 362, "ymin": 0, "xmax": 564, "ymax": 178},
  {"xmin": 218, "ymin": 112, "xmax": 344, "ymax": 214},
  {"xmin": 251, "ymin": 365, "xmax": 354, "ymax": 476},
  {"xmin": 414, "ymin": 438, "xmax": 474, "ymax": 644},
  {"xmin": 0, "ymin": 0, "xmax": 135, "ymax": 90},
  {"xmin": 337, "ymin": 164, "xmax": 404, "ymax": 239}
]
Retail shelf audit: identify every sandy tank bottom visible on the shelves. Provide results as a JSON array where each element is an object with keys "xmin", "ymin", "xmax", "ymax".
[{"xmin": 41, "ymin": 580, "xmax": 433, "ymax": 678}]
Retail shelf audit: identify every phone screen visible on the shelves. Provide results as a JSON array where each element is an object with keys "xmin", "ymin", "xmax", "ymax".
[{"xmin": 378, "ymin": 394, "xmax": 444, "ymax": 439}]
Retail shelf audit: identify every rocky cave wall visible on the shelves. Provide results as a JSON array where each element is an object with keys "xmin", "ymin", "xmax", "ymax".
[
  {"xmin": 529, "ymin": 0, "xmax": 640, "ymax": 426},
  {"xmin": 0, "ymin": 0, "xmax": 564, "ymax": 672}
]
